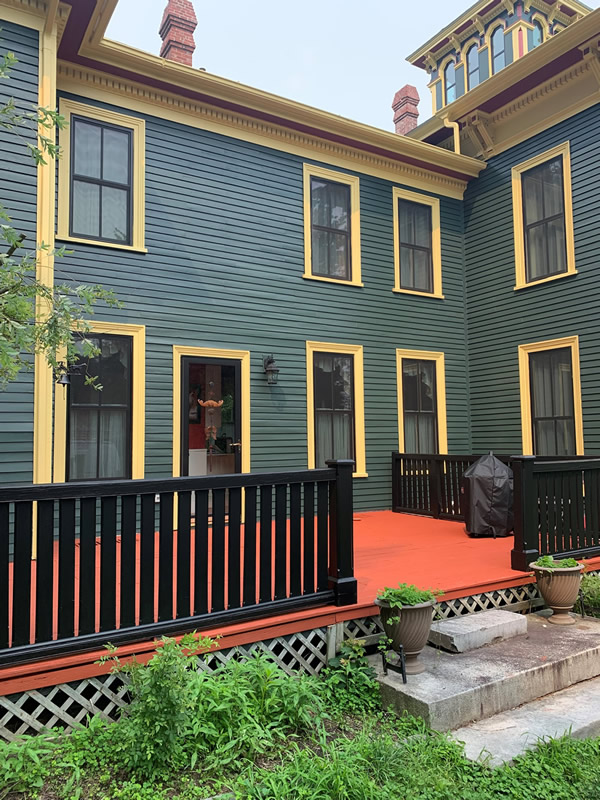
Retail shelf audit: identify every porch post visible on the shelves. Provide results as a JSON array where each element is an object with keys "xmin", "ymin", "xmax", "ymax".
[
  {"xmin": 326, "ymin": 459, "xmax": 358, "ymax": 606},
  {"xmin": 511, "ymin": 455, "xmax": 539, "ymax": 571}
]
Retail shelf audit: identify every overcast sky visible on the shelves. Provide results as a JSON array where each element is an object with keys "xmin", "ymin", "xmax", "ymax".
[{"xmin": 106, "ymin": 0, "xmax": 599, "ymax": 132}]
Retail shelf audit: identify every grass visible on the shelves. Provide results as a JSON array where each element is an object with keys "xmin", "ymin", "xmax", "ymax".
[{"xmin": 1, "ymin": 637, "xmax": 600, "ymax": 800}]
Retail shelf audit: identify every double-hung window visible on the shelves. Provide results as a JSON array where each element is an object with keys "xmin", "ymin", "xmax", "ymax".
[
  {"xmin": 491, "ymin": 26, "xmax": 505, "ymax": 74},
  {"xmin": 303, "ymin": 164, "xmax": 362, "ymax": 286},
  {"xmin": 512, "ymin": 142, "xmax": 575, "ymax": 289},
  {"xmin": 393, "ymin": 188, "xmax": 442, "ymax": 298},
  {"xmin": 444, "ymin": 61, "xmax": 456, "ymax": 104},
  {"xmin": 58, "ymin": 99, "xmax": 146, "ymax": 252},
  {"xmin": 467, "ymin": 44, "xmax": 480, "ymax": 89},
  {"xmin": 396, "ymin": 349, "xmax": 447, "ymax": 454}
]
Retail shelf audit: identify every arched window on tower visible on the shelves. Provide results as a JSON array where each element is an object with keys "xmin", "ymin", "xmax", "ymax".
[
  {"xmin": 491, "ymin": 26, "xmax": 505, "ymax": 74},
  {"xmin": 444, "ymin": 60, "xmax": 456, "ymax": 104},
  {"xmin": 467, "ymin": 44, "xmax": 480, "ymax": 89},
  {"xmin": 532, "ymin": 20, "xmax": 544, "ymax": 48}
]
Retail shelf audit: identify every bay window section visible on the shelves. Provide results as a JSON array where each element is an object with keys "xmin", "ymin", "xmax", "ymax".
[
  {"xmin": 402, "ymin": 359, "xmax": 438, "ymax": 454},
  {"xmin": 313, "ymin": 353, "xmax": 355, "ymax": 468},
  {"xmin": 529, "ymin": 348, "xmax": 576, "ymax": 456},
  {"xmin": 67, "ymin": 334, "xmax": 133, "ymax": 481}
]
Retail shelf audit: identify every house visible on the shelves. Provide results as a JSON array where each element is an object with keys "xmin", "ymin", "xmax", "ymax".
[{"xmin": 2, "ymin": 0, "xmax": 600, "ymax": 736}]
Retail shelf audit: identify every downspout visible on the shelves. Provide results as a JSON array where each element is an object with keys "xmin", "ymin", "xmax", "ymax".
[{"xmin": 443, "ymin": 117, "xmax": 461, "ymax": 154}]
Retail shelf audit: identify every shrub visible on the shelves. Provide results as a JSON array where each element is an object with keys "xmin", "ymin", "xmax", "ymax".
[
  {"xmin": 320, "ymin": 639, "xmax": 380, "ymax": 716},
  {"xmin": 577, "ymin": 572, "xmax": 600, "ymax": 615}
]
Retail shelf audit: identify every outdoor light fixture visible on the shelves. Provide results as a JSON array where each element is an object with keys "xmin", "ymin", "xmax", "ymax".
[
  {"xmin": 263, "ymin": 354, "xmax": 280, "ymax": 386},
  {"xmin": 55, "ymin": 361, "xmax": 86, "ymax": 386}
]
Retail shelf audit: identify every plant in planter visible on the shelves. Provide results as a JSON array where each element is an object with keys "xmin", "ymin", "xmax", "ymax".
[
  {"xmin": 530, "ymin": 555, "xmax": 584, "ymax": 626},
  {"xmin": 575, "ymin": 572, "xmax": 600, "ymax": 618},
  {"xmin": 375, "ymin": 583, "xmax": 442, "ymax": 675}
]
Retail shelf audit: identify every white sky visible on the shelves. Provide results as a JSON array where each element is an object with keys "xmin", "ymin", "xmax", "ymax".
[{"xmin": 106, "ymin": 0, "xmax": 599, "ymax": 132}]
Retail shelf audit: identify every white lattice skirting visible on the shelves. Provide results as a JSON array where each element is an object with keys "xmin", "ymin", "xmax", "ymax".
[{"xmin": 0, "ymin": 581, "xmax": 545, "ymax": 740}]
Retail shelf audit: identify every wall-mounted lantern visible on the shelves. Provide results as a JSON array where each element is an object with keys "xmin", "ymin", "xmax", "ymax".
[{"xmin": 263, "ymin": 354, "xmax": 280, "ymax": 386}]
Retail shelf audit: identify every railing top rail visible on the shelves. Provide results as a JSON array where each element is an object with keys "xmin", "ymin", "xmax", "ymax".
[
  {"xmin": 0, "ymin": 467, "xmax": 337, "ymax": 503},
  {"xmin": 531, "ymin": 458, "xmax": 600, "ymax": 473},
  {"xmin": 392, "ymin": 452, "xmax": 513, "ymax": 461}
]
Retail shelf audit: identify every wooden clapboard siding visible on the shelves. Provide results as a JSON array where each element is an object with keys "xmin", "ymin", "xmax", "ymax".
[
  {"xmin": 464, "ymin": 102, "xmax": 600, "ymax": 455},
  {"xmin": 0, "ymin": 20, "xmax": 39, "ymax": 486},
  {"xmin": 51, "ymin": 92, "xmax": 470, "ymax": 510}
]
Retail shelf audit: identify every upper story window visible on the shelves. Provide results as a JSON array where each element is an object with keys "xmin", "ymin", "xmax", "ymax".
[
  {"xmin": 491, "ymin": 26, "xmax": 505, "ymax": 74},
  {"xmin": 71, "ymin": 117, "xmax": 133, "ymax": 245},
  {"xmin": 303, "ymin": 164, "xmax": 362, "ymax": 287},
  {"xmin": 57, "ymin": 99, "xmax": 146, "ymax": 253},
  {"xmin": 467, "ymin": 44, "xmax": 480, "ymax": 89},
  {"xmin": 512, "ymin": 142, "xmax": 575, "ymax": 289},
  {"xmin": 444, "ymin": 61, "xmax": 456, "ymax": 104},
  {"xmin": 393, "ymin": 187, "xmax": 443, "ymax": 299},
  {"xmin": 532, "ymin": 20, "xmax": 544, "ymax": 48}
]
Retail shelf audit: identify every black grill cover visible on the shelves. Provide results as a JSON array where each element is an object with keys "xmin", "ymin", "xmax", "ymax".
[{"xmin": 460, "ymin": 452, "xmax": 514, "ymax": 538}]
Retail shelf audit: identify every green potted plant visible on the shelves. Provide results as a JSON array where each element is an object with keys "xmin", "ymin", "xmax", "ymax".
[
  {"xmin": 530, "ymin": 555, "xmax": 584, "ymax": 625},
  {"xmin": 375, "ymin": 583, "xmax": 442, "ymax": 675},
  {"xmin": 576, "ymin": 572, "xmax": 600, "ymax": 618}
]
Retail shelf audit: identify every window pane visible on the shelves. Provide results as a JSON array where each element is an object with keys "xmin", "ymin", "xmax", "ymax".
[
  {"xmin": 402, "ymin": 360, "xmax": 419, "ymax": 411},
  {"xmin": 69, "ymin": 408, "xmax": 98, "ymax": 480},
  {"xmin": 552, "ymin": 350, "xmax": 574, "ymax": 416},
  {"xmin": 543, "ymin": 159, "xmax": 564, "ymax": 217},
  {"xmin": 332, "ymin": 412, "xmax": 353, "ymax": 460},
  {"xmin": 534, "ymin": 419, "xmax": 557, "ymax": 456},
  {"xmin": 419, "ymin": 361, "xmax": 436, "ymax": 412},
  {"xmin": 312, "ymin": 228, "xmax": 329, "ymax": 276},
  {"xmin": 444, "ymin": 62, "xmax": 456, "ymax": 103},
  {"xmin": 556, "ymin": 418, "xmax": 576, "ymax": 456},
  {"xmin": 413, "ymin": 205, "xmax": 432, "ymax": 248},
  {"xmin": 467, "ymin": 45, "xmax": 480, "ymax": 88},
  {"xmin": 99, "ymin": 408, "xmax": 128, "ymax": 478},
  {"xmin": 332, "ymin": 356, "xmax": 353, "ymax": 410},
  {"xmin": 530, "ymin": 352, "xmax": 553, "ymax": 418},
  {"xmin": 547, "ymin": 218, "xmax": 567, "ymax": 275},
  {"xmin": 103, "ymin": 128, "xmax": 130, "ymax": 184},
  {"xmin": 101, "ymin": 186, "xmax": 129, "ymax": 242},
  {"xmin": 72, "ymin": 180, "xmax": 100, "ymax": 238},
  {"xmin": 404, "ymin": 413, "xmax": 418, "ymax": 452},
  {"xmin": 413, "ymin": 249, "xmax": 432, "ymax": 293},
  {"xmin": 329, "ymin": 184, "xmax": 349, "ymax": 231},
  {"xmin": 526, "ymin": 224, "xmax": 548, "ymax": 281},
  {"xmin": 492, "ymin": 27, "xmax": 505, "ymax": 73},
  {"xmin": 532, "ymin": 21, "xmax": 543, "ymax": 48},
  {"xmin": 328, "ymin": 232, "xmax": 350, "ymax": 280},
  {"xmin": 314, "ymin": 354, "xmax": 332, "ymax": 409},
  {"xmin": 315, "ymin": 411, "xmax": 332, "ymax": 468},
  {"xmin": 418, "ymin": 415, "xmax": 436, "ymax": 453},
  {"xmin": 311, "ymin": 179, "xmax": 330, "ymax": 228},
  {"xmin": 523, "ymin": 171, "xmax": 545, "ymax": 224},
  {"xmin": 400, "ymin": 246, "xmax": 414, "ymax": 289},
  {"xmin": 398, "ymin": 201, "xmax": 414, "ymax": 244},
  {"xmin": 73, "ymin": 120, "xmax": 101, "ymax": 179},
  {"xmin": 99, "ymin": 338, "xmax": 131, "ymax": 404}
]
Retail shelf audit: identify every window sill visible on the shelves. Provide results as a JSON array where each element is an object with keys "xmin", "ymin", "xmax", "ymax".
[
  {"xmin": 353, "ymin": 472, "xmax": 368, "ymax": 479},
  {"xmin": 57, "ymin": 235, "xmax": 148, "ymax": 254},
  {"xmin": 514, "ymin": 269, "xmax": 577, "ymax": 291},
  {"xmin": 393, "ymin": 287, "xmax": 444, "ymax": 299},
  {"xmin": 302, "ymin": 273, "xmax": 364, "ymax": 288}
]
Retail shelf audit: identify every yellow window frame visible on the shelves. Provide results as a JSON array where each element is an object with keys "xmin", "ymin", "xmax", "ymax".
[
  {"xmin": 172, "ymin": 346, "xmax": 251, "ymax": 477},
  {"xmin": 518, "ymin": 335, "xmax": 584, "ymax": 456},
  {"xmin": 396, "ymin": 349, "xmax": 448, "ymax": 454},
  {"xmin": 57, "ymin": 98, "xmax": 146, "ymax": 253},
  {"xmin": 53, "ymin": 321, "xmax": 146, "ymax": 482},
  {"xmin": 303, "ymin": 164, "xmax": 362, "ymax": 287},
  {"xmin": 512, "ymin": 141, "xmax": 576, "ymax": 290},
  {"xmin": 392, "ymin": 187, "xmax": 443, "ymax": 299},
  {"xmin": 306, "ymin": 341, "xmax": 367, "ymax": 477}
]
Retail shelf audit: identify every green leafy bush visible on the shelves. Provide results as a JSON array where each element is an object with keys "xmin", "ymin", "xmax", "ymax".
[
  {"xmin": 533, "ymin": 555, "xmax": 581, "ymax": 569},
  {"xmin": 376, "ymin": 583, "xmax": 441, "ymax": 607},
  {"xmin": 576, "ymin": 572, "xmax": 600, "ymax": 616},
  {"xmin": 320, "ymin": 639, "xmax": 380, "ymax": 715}
]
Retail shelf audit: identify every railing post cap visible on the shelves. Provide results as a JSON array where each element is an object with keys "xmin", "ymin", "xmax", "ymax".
[
  {"xmin": 510, "ymin": 455, "xmax": 537, "ymax": 461},
  {"xmin": 326, "ymin": 459, "xmax": 355, "ymax": 469}
]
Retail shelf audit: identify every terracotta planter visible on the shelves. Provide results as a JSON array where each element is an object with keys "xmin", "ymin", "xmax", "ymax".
[
  {"xmin": 375, "ymin": 598, "xmax": 434, "ymax": 674},
  {"xmin": 530, "ymin": 562, "xmax": 584, "ymax": 625}
]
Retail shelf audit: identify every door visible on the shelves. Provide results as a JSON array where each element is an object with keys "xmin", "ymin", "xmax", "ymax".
[{"xmin": 181, "ymin": 357, "xmax": 242, "ymax": 477}]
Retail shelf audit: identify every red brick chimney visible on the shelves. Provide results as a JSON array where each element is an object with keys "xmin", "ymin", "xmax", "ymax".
[
  {"xmin": 392, "ymin": 85, "xmax": 420, "ymax": 135},
  {"xmin": 159, "ymin": 0, "xmax": 198, "ymax": 66}
]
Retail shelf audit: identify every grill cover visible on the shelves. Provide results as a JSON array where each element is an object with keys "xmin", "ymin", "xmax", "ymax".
[{"xmin": 460, "ymin": 452, "xmax": 514, "ymax": 538}]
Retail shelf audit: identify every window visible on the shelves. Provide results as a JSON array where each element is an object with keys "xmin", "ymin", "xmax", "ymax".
[
  {"xmin": 532, "ymin": 20, "xmax": 544, "ymax": 48},
  {"xmin": 393, "ymin": 187, "xmax": 443, "ymax": 298},
  {"xmin": 467, "ymin": 44, "xmax": 480, "ymax": 89},
  {"xmin": 396, "ymin": 349, "xmax": 447, "ymax": 454},
  {"xmin": 53, "ymin": 322, "xmax": 146, "ymax": 483},
  {"xmin": 303, "ymin": 164, "xmax": 362, "ymax": 286},
  {"xmin": 444, "ymin": 61, "xmax": 456, "ymax": 104},
  {"xmin": 512, "ymin": 142, "xmax": 575, "ymax": 289},
  {"xmin": 67, "ymin": 334, "xmax": 133, "ymax": 480},
  {"xmin": 491, "ymin": 26, "xmax": 505, "ymax": 74},
  {"xmin": 58, "ymin": 99, "xmax": 146, "ymax": 252},
  {"xmin": 306, "ymin": 341, "xmax": 366, "ymax": 476},
  {"xmin": 518, "ymin": 337, "xmax": 583, "ymax": 456}
]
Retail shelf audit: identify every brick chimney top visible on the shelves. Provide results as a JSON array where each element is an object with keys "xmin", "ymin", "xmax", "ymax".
[
  {"xmin": 159, "ymin": 0, "xmax": 198, "ymax": 67},
  {"xmin": 392, "ymin": 85, "xmax": 420, "ymax": 135}
]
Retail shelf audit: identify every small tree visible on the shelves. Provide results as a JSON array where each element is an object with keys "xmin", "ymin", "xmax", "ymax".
[{"xmin": 0, "ymin": 48, "xmax": 121, "ymax": 388}]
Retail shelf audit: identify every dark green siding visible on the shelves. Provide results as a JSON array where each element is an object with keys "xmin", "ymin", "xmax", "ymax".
[
  {"xmin": 57, "ymin": 92, "xmax": 470, "ymax": 509},
  {"xmin": 0, "ymin": 20, "xmax": 38, "ymax": 485},
  {"xmin": 464, "ymin": 102, "xmax": 600, "ymax": 455}
]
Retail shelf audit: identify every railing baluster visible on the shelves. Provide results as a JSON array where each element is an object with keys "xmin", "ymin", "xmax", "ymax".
[
  {"xmin": 274, "ymin": 484, "xmax": 287, "ymax": 601},
  {"xmin": 227, "ymin": 487, "xmax": 242, "ymax": 610},
  {"xmin": 158, "ymin": 492, "xmax": 174, "ymax": 622},
  {"xmin": 303, "ymin": 482, "xmax": 315, "ymax": 595},
  {"xmin": 13, "ymin": 502, "xmax": 32, "ymax": 647},
  {"xmin": 211, "ymin": 488, "xmax": 226, "ymax": 613},
  {"xmin": 289, "ymin": 483, "xmax": 302, "ymax": 598},
  {"xmin": 176, "ymin": 491, "xmax": 192, "ymax": 619},
  {"xmin": 100, "ymin": 496, "xmax": 117, "ymax": 632},
  {"xmin": 58, "ymin": 499, "xmax": 76, "ymax": 640},
  {"xmin": 120, "ymin": 495, "xmax": 137, "ymax": 630},
  {"xmin": 316, "ymin": 481, "xmax": 329, "ymax": 592},
  {"xmin": 35, "ymin": 500, "xmax": 55, "ymax": 643},
  {"xmin": 243, "ymin": 486, "xmax": 257, "ymax": 606},
  {"xmin": 78, "ymin": 497, "xmax": 96, "ymax": 636},
  {"xmin": 139, "ymin": 493, "xmax": 156, "ymax": 626},
  {"xmin": 0, "ymin": 502, "xmax": 8, "ymax": 649},
  {"xmin": 193, "ymin": 489, "xmax": 209, "ymax": 616},
  {"xmin": 259, "ymin": 485, "xmax": 272, "ymax": 603}
]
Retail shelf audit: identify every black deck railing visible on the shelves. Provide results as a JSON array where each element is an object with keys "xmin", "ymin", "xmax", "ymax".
[
  {"xmin": 511, "ymin": 456, "xmax": 600, "ymax": 570},
  {"xmin": 0, "ymin": 460, "xmax": 357, "ymax": 667}
]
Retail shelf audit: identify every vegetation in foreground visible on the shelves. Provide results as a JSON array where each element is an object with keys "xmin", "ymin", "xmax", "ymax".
[{"xmin": 1, "ymin": 635, "xmax": 600, "ymax": 800}]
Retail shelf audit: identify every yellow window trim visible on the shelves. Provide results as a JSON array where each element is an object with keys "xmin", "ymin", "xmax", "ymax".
[
  {"xmin": 53, "ymin": 321, "xmax": 146, "ymax": 483},
  {"xmin": 518, "ymin": 335, "xmax": 584, "ymax": 456},
  {"xmin": 306, "ymin": 341, "xmax": 367, "ymax": 478},
  {"xmin": 428, "ymin": 77, "xmax": 442, "ymax": 115},
  {"xmin": 57, "ymin": 98, "xmax": 146, "ymax": 252},
  {"xmin": 392, "ymin": 187, "xmax": 443, "ymax": 299},
  {"xmin": 395, "ymin": 349, "xmax": 448, "ymax": 455},
  {"xmin": 172, "ymin": 346, "xmax": 251, "ymax": 477},
  {"xmin": 302, "ymin": 164, "xmax": 362, "ymax": 287},
  {"xmin": 511, "ymin": 141, "xmax": 576, "ymax": 290}
]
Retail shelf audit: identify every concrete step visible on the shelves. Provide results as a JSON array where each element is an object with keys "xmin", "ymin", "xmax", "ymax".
[
  {"xmin": 429, "ymin": 609, "xmax": 527, "ymax": 653},
  {"xmin": 452, "ymin": 675, "xmax": 600, "ymax": 765},
  {"xmin": 372, "ymin": 613, "xmax": 600, "ymax": 731}
]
